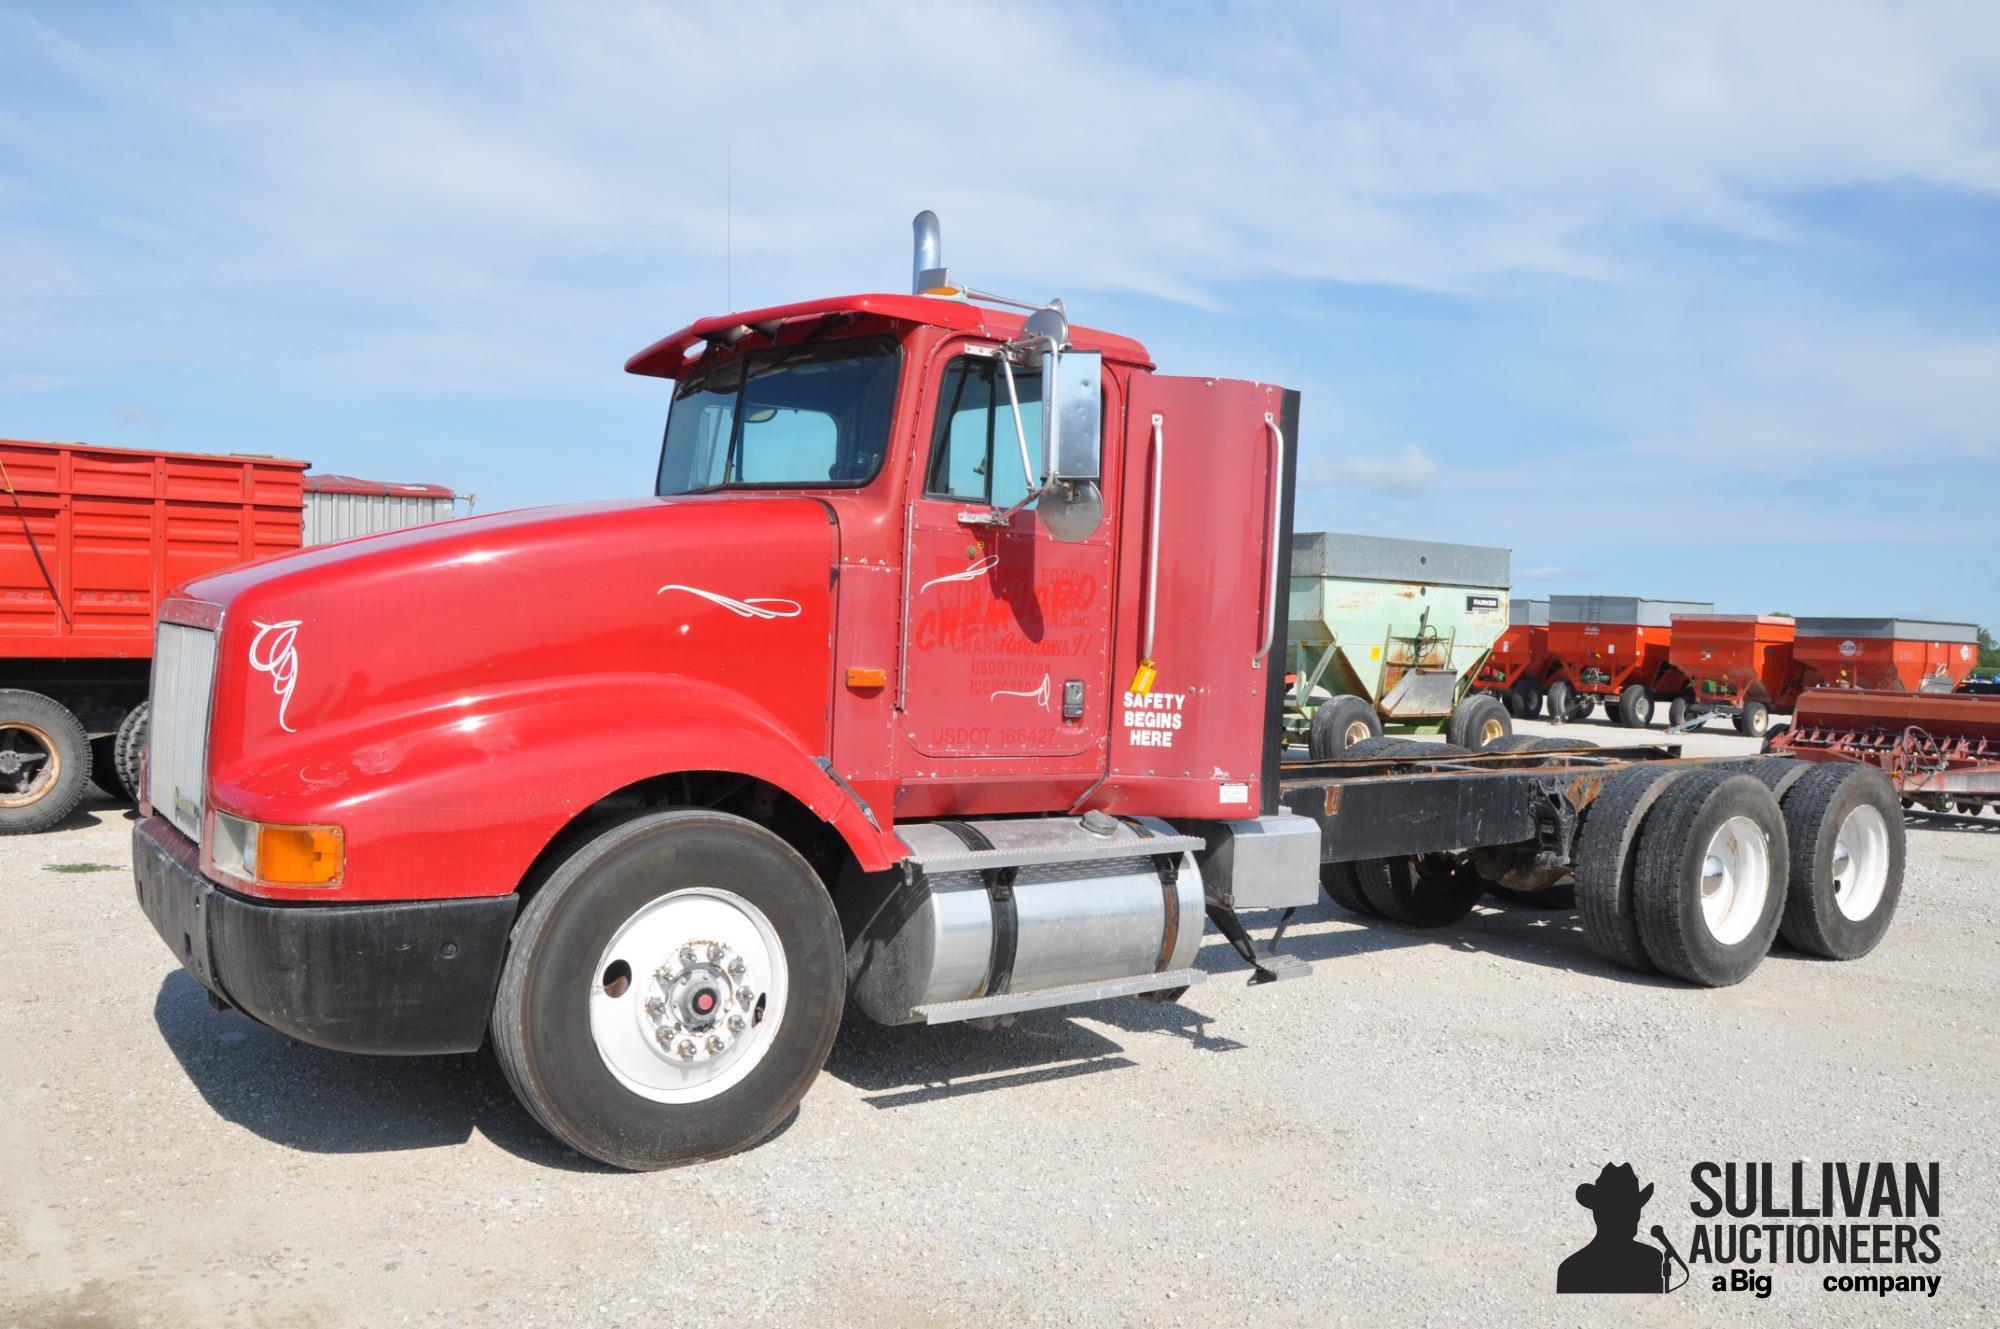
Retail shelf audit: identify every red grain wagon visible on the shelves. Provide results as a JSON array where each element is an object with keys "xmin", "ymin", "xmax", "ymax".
[
  {"xmin": 1471, "ymin": 597, "xmax": 1550, "ymax": 717},
  {"xmin": 1790, "ymin": 618, "xmax": 1980, "ymax": 694},
  {"xmin": 1664, "ymin": 613, "xmax": 1797, "ymax": 737},
  {"xmin": 0, "ymin": 437, "xmax": 307, "ymax": 831},
  {"xmin": 1544, "ymin": 594, "xmax": 1712, "ymax": 727}
]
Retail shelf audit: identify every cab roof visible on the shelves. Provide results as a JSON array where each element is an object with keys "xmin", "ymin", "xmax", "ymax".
[{"xmin": 624, "ymin": 293, "xmax": 1152, "ymax": 380}]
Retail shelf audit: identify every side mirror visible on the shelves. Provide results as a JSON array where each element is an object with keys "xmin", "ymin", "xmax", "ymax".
[
  {"xmin": 1036, "ymin": 346, "xmax": 1103, "ymax": 542},
  {"xmin": 1013, "ymin": 307, "xmax": 1103, "ymax": 541}
]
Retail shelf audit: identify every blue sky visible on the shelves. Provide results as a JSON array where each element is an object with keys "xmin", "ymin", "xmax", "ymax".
[{"xmin": 3, "ymin": 1, "xmax": 1997, "ymax": 625}]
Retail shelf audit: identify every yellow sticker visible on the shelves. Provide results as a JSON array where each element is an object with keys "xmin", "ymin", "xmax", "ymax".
[{"xmin": 1130, "ymin": 659, "xmax": 1157, "ymax": 695}]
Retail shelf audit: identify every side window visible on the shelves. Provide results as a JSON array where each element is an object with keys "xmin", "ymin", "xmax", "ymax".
[{"xmin": 926, "ymin": 355, "xmax": 1041, "ymax": 508}]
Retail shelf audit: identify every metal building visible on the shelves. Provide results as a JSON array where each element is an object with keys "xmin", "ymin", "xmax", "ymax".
[{"xmin": 302, "ymin": 474, "xmax": 469, "ymax": 545}]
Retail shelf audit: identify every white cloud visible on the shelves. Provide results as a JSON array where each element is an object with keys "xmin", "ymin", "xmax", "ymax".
[
  {"xmin": 1301, "ymin": 445, "xmax": 1441, "ymax": 498},
  {"xmin": 0, "ymin": 0, "xmax": 1996, "ymax": 584}
]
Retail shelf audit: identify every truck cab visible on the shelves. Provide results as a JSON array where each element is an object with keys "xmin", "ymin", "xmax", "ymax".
[{"xmin": 133, "ymin": 213, "xmax": 1317, "ymax": 1168}]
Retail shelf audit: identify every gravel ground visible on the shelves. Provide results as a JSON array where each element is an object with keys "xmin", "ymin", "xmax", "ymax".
[{"xmin": 3, "ymin": 718, "xmax": 1995, "ymax": 1328}]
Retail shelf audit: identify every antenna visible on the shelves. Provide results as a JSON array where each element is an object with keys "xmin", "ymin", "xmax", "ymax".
[{"xmin": 732, "ymin": 143, "xmax": 740, "ymax": 312}]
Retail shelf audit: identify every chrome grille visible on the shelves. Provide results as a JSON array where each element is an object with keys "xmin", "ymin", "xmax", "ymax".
[{"xmin": 149, "ymin": 622, "xmax": 219, "ymax": 843}]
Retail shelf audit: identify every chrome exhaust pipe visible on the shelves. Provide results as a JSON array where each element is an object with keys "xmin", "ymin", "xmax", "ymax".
[{"xmin": 912, "ymin": 210, "xmax": 945, "ymax": 294}]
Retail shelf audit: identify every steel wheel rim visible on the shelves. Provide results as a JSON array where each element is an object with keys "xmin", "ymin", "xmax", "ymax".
[
  {"xmin": 1344, "ymin": 719, "xmax": 1373, "ymax": 748},
  {"xmin": 0, "ymin": 722, "xmax": 59, "ymax": 808},
  {"xmin": 589, "ymin": 886, "xmax": 789, "ymax": 1104},
  {"xmin": 1478, "ymin": 716, "xmax": 1506, "ymax": 746},
  {"xmin": 1831, "ymin": 804, "xmax": 1890, "ymax": 921},
  {"xmin": 1698, "ymin": 814, "xmax": 1770, "ymax": 945}
]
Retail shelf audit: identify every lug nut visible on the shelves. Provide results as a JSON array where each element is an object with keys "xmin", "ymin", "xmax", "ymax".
[
  {"xmin": 644, "ymin": 997, "xmax": 666, "ymax": 1018},
  {"xmin": 706, "ymin": 1034, "xmax": 725, "ymax": 1053},
  {"xmin": 728, "ymin": 1014, "xmax": 746, "ymax": 1032},
  {"xmin": 707, "ymin": 943, "xmax": 726, "ymax": 962},
  {"xmin": 737, "ymin": 987, "xmax": 754, "ymax": 1007},
  {"xmin": 728, "ymin": 957, "xmax": 747, "ymax": 977},
  {"xmin": 679, "ymin": 946, "xmax": 696, "ymax": 965},
  {"xmin": 654, "ymin": 1027, "xmax": 672, "ymax": 1047},
  {"xmin": 676, "ymin": 1039, "xmax": 696, "ymax": 1059}
]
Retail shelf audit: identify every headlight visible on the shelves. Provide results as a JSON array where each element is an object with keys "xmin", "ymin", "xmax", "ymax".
[{"xmin": 210, "ymin": 809, "xmax": 344, "ymax": 888}]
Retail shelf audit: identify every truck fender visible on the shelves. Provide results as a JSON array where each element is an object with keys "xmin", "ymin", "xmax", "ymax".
[{"xmin": 209, "ymin": 672, "xmax": 902, "ymax": 901}]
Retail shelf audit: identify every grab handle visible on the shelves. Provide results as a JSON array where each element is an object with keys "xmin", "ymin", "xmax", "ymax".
[{"xmin": 1252, "ymin": 412, "xmax": 1284, "ymax": 666}]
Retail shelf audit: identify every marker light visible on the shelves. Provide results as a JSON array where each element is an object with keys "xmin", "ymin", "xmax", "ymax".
[{"xmin": 211, "ymin": 809, "xmax": 345, "ymax": 888}]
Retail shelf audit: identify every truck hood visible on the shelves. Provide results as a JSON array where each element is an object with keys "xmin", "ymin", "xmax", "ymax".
[{"xmin": 173, "ymin": 493, "xmax": 841, "ymax": 815}]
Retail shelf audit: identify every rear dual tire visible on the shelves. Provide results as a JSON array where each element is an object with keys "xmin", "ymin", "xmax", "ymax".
[
  {"xmin": 491, "ymin": 810, "xmax": 845, "ymax": 1170},
  {"xmin": 1777, "ymin": 764, "xmax": 1903, "ymax": 959},
  {"xmin": 1355, "ymin": 854, "xmax": 1484, "ymax": 927},
  {"xmin": 1574, "ymin": 764, "xmax": 1686, "ymax": 973},
  {"xmin": 114, "ymin": 701, "xmax": 149, "ymax": 802},
  {"xmin": 1632, "ymin": 772, "xmax": 1788, "ymax": 987}
]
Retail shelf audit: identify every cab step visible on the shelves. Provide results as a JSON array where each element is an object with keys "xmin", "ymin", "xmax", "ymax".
[{"xmin": 913, "ymin": 968, "xmax": 1207, "ymax": 1024}]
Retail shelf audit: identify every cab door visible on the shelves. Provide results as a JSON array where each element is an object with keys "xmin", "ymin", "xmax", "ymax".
[{"xmin": 897, "ymin": 343, "xmax": 1114, "ymax": 765}]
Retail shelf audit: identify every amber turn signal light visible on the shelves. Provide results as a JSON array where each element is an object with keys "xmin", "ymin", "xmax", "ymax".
[
  {"xmin": 846, "ymin": 666, "xmax": 889, "ymax": 690},
  {"xmin": 257, "ymin": 824, "xmax": 345, "ymax": 886}
]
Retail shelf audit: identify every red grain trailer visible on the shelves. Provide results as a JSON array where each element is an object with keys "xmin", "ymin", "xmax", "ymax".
[
  {"xmin": 1472, "ymin": 597, "xmax": 1549, "ymax": 717},
  {"xmin": 0, "ymin": 437, "xmax": 307, "ymax": 831},
  {"xmin": 1544, "ymin": 595, "xmax": 1712, "ymax": 727},
  {"xmin": 1664, "ymin": 613, "xmax": 1797, "ymax": 737},
  {"xmin": 1791, "ymin": 617, "xmax": 1980, "ymax": 694}
]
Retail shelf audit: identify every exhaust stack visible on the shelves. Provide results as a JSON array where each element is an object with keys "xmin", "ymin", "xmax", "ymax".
[{"xmin": 912, "ymin": 210, "xmax": 948, "ymax": 294}]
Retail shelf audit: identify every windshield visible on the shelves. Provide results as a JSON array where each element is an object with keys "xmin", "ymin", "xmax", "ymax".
[{"xmin": 656, "ymin": 337, "xmax": 901, "ymax": 494}]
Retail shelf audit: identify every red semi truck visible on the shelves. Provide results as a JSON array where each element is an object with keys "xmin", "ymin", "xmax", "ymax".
[
  {"xmin": 0, "ymin": 438, "xmax": 307, "ymax": 831},
  {"xmin": 131, "ymin": 214, "xmax": 1909, "ymax": 1169}
]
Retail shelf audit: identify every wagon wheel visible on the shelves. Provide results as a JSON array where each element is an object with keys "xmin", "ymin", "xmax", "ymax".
[{"xmin": 0, "ymin": 721, "xmax": 60, "ymax": 809}]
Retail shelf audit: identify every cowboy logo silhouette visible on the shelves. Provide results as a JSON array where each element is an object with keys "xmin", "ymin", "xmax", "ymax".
[{"xmin": 1557, "ymin": 1163, "xmax": 1686, "ymax": 1293}]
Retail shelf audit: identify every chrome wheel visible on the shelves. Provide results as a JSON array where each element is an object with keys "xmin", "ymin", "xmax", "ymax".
[
  {"xmin": 589, "ymin": 887, "xmax": 789, "ymax": 1104},
  {"xmin": 1831, "ymin": 804, "xmax": 1890, "ymax": 921},
  {"xmin": 1698, "ymin": 814, "xmax": 1770, "ymax": 945}
]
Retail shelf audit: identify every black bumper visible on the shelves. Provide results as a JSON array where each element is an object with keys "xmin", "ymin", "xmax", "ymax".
[{"xmin": 132, "ymin": 815, "xmax": 518, "ymax": 1055}]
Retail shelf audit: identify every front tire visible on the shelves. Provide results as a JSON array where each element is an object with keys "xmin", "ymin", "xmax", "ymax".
[{"xmin": 491, "ymin": 809, "xmax": 846, "ymax": 1170}]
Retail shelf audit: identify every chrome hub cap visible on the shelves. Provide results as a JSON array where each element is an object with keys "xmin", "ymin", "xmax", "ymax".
[
  {"xmin": 1698, "ymin": 815, "xmax": 1770, "ymax": 945},
  {"xmin": 1831, "ymin": 804, "xmax": 1890, "ymax": 921},
  {"xmin": 590, "ymin": 888, "xmax": 787, "ymax": 1104}
]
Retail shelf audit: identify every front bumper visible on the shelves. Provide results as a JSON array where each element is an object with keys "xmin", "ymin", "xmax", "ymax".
[{"xmin": 133, "ymin": 815, "xmax": 518, "ymax": 1055}]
